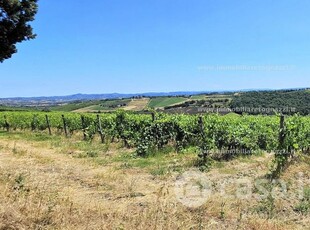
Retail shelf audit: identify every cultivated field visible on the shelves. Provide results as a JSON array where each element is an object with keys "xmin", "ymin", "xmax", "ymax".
[{"xmin": 148, "ymin": 97, "xmax": 188, "ymax": 108}]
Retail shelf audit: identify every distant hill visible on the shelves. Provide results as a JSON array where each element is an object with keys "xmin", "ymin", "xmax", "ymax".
[
  {"xmin": 0, "ymin": 91, "xmax": 211, "ymax": 107},
  {"xmin": 0, "ymin": 88, "xmax": 309, "ymax": 115},
  {"xmin": 0, "ymin": 88, "xmax": 307, "ymax": 106}
]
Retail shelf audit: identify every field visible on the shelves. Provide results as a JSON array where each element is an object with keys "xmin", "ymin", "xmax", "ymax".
[
  {"xmin": 51, "ymin": 101, "xmax": 103, "ymax": 112},
  {"xmin": 191, "ymin": 95, "xmax": 207, "ymax": 100},
  {"xmin": 72, "ymin": 98, "xmax": 149, "ymax": 112},
  {"xmin": 0, "ymin": 131, "xmax": 310, "ymax": 229},
  {"xmin": 123, "ymin": 98, "xmax": 150, "ymax": 111},
  {"xmin": 64, "ymin": 95, "xmax": 231, "ymax": 113},
  {"xmin": 3, "ymin": 90, "xmax": 308, "ymax": 116},
  {"xmin": 0, "ymin": 111, "xmax": 309, "ymax": 229},
  {"xmin": 148, "ymin": 97, "xmax": 188, "ymax": 108},
  {"xmin": 74, "ymin": 99, "xmax": 132, "ymax": 112}
]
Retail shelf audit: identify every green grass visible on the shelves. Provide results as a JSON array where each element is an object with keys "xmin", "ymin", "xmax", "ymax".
[
  {"xmin": 0, "ymin": 131, "xmax": 47, "ymax": 140},
  {"xmin": 0, "ymin": 131, "xmax": 196, "ymax": 178},
  {"xmin": 205, "ymin": 94, "xmax": 233, "ymax": 98},
  {"xmin": 51, "ymin": 99, "xmax": 131, "ymax": 112},
  {"xmin": 51, "ymin": 101, "xmax": 103, "ymax": 112},
  {"xmin": 0, "ymin": 106, "xmax": 38, "ymax": 112},
  {"xmin": 191, "ymin": 95, "xmax": 206, "ymax": 100},
  {"xmin": 148, "ymin": 97, "xmax": 187, "ymax": 108},
  {"xmin": 294, "ymin": 187, "xmax": 310, "ymax": 215},
  {"xmin": 113, "ymin": 150, "xmax": 196, "ymax": 176},
  {"xmin": 0, "ymin": 131, "xmax": 8, "ymax": 136},
  {"xmin": 1, "ymin": 130, "xmax": 196, "ymax": 176}
]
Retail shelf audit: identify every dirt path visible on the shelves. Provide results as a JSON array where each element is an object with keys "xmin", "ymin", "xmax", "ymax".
[
  {"xmin": 0, "ymin": 138, "xmax": 161, "ymax": 208},
  {"xmin": 0, "ymin": 138, "xmax": 171, "ymax": 229}
]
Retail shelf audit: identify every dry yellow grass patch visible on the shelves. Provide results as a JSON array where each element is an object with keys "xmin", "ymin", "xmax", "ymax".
[
  {"xmin": 123, "ymin": 98, "xmax": 150, "ymax": 111},
  {"xmin": 0, "ymin": 136, "xmax": 309, "ymax": 229}
]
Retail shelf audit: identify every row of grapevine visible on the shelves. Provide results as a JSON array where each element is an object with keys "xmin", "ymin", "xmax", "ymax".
[{"xmin": 0, "ymin": 111, "xmax": 309, "ymax": 158}]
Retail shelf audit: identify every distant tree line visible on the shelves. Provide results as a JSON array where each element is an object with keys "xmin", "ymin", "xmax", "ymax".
[{"xmin": 230, "ymin": 89, "xmax": 310, "ymax": 115}]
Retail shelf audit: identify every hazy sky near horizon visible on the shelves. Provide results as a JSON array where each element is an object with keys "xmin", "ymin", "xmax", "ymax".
[{"xmin": 0, "ymin": 0, "xmax": 309, "ymax": 97}]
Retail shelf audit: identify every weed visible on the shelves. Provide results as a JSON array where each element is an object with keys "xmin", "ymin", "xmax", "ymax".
[
  {"xmin": 119, "ymin": 162, "xmax": 133, "ymax": 169},
  {"xmin": 150, "ymin": 165, "xmax": 168, "ymax": 176},
  {"xmin": 12, "ymin": 143, "xmax": 27, "ymax": 155},
  {"xmin": 254, "ymin": 187, "xmax": 276, "ymax": 219},
  {"xmin": 12, "ymin": 142, "xmax": 17, "ymax": 154},
  {"xmin": 220, "ymin": 202, "xmax": 226, "ymax": 220},
  {"xmin": 13, "ymin": 174, "xmax": 29, "ymax": 192},
  {"xmin": 86, "ymin": 151, "xmax": 98, "ymax": 158},
  {"xmin": 294, "ymin": 187, "xmax": 310, "ymax": 215}
]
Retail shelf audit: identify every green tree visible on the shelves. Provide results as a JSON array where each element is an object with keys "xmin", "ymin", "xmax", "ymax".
[{"xmin": 0, "ymin": 0, "xmax": 38, "ymax": 62}]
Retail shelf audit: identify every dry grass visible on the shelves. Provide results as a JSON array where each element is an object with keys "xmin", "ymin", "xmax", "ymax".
[
  {"xmin": 73, "ymin": 98, "xmax": 150, "ymax": 113},
  {"xmin": 0, "ymin": 133, "xmax": 309, "ymax": 229},
  {"xmin": 123, "ymin": 98, "xmax": 150, "ymax": 111}
]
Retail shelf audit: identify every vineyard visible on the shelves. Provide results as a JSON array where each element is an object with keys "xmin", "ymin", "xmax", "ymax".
[
  {"xmin": 0, "ymin": 111, "xmax": 310, "ymax": 229},
  {"xmin": 0, "ymin": 111, "xmax": 309, "ymax": 161}
]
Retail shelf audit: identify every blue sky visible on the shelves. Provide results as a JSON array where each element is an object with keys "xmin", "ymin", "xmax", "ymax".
[{"xmin": 0, "ymin": 0, "xmax": 309, "ymax": 97}]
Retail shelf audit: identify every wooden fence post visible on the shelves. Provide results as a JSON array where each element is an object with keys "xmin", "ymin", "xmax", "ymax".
[
  {"xmin": 31, "ymin": 114, "xmax": 38, "ymax": 131},
  {"xmin": 151, "ymin": 112, "xmax": 155, "ymax": 122},
  {"xmin": 97, "ymin": 114, "xmax": 104, "ymax": 143},
  {"xmin": 62, "ymin": 115, "xmax": 68, "ymax": 137},
  {"xmin": 198, "ymin": 115, "xmax": 208, "ymax": 162},
  {"xmin": 45, "ymin": 114, "xmax": 52, "ymax": 135},
  {"xmin": 272, "ymin": 114, "xmax": 287, "ymax": 179},
  {"xmin": 198, "ymin": 116, "xmax": 205, "ymax": 139},
  {"xmin": 4, "ymin": 115, "xmax": 9, "ymax": 132},
  {"xmin": 81, "ymin": 115, "xmax": 87, "ymax": 140},
  {"xmin": 279, "ymin": 115, "xmax": 285, "ymax": 149}
]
